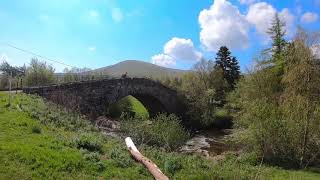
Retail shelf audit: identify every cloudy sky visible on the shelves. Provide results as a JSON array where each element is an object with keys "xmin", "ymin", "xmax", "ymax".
[{"xmin": 0, "ymin": 0, "xmax": 319, "ymax": 72}]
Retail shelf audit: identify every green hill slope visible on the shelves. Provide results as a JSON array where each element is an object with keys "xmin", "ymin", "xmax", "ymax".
[
  {"xmin": 91, "ymin": 60, "xmax": 188, "ymax": 78},
  {"xmin": 1, "ymin": 92, "xmax": 319, "ymax": 179}
]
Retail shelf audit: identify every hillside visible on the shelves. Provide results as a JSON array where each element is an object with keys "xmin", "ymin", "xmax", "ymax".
[
  {"xmin": 1, "ymin": 92, "xmax": 320, "ymax": 179},
  {"xmin": 91, "ymin": 60, "xmax": 188, "ymax": 79}
]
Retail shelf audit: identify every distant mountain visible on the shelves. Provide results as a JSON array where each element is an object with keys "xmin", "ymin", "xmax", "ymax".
[{"xmin": 90, "ymin": 60, "xmax": 189, "ymax": 79}]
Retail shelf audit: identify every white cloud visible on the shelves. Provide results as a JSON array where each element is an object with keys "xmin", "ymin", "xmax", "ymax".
[
  {"xmin": 88, "ymin": 46, "xmax": 96, "ymax": 52},
  {"xmin": 246, "ymin": 2, "xmax": 276, "ymax": 36},
  {"xmin": 151, "ymin": 54, "xmax": 176, "ymax": 67},
  {"xmin": 199, "ymin": 0, "xmax": 250, "ymax": 51},
  {"xmin": 164, "ymin": 38, "xmax": 202, "ymax": 61},
  {"xmin": 301, "ymin": 12, "xmax": 318, "ymax": 24},
  {"xmin": 151, "ymin": 38, "xmax": 202, "ymax": 67},
  {"xmin": 239, "ymin": 0, "xmax": 257, "ymax": 5},
  {"xmin": 246, "ymin": 2, "xmax": 295, "ymax": 37},
  {"xmin": 279, "ymin": 8, "xmax": 295, "ymax": 35},
  {"xmin": 111, "ymin": 8, "xmax": 124, "ymax": 23}
]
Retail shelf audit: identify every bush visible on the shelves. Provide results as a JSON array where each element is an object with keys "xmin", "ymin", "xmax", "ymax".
[
  {"xmin": 75, "ymin": 133, "xmax": 104, "ymax": 152},
  {"xmin": 109, "ymin": 147, "xmax": 134, "ymax": 168},
  {"xmin": 164, "ymin": 157, "xmax": 182, "ymax": 176},
  {"xmin": 213, "ymin": 108, "xmax": 233, "ymax": 129},
  {"xmin": 18, "ymin": 94, "xmax": 94, "ymax": 132},
  {"xmin": 120, "ymin": 113, "xmax": 190, "ymax": 151},
  {"xmin": 80, "ymin": 150, "xmax": 106, "ymax": 172},
  {"xmin": 31, "ymin": 125, "xmax": 41, "ymax": 134}
]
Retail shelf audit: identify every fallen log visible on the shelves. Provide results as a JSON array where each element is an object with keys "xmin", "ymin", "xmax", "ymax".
[{"xmin": 125, "ymin": 137, "xmax": 169, "ymax": 180}]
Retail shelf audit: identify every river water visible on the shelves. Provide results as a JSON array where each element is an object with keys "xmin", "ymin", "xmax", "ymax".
[{"xmin": 180, "ymin": 129, "xmax": 237, "ymax": 158}]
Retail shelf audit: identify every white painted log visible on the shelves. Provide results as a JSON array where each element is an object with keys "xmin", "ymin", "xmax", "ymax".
[
  {"xmin": 125, "ymin": 137, "xmax": 140, "ymax": 153},
  {"xmin": 125, "ymin": 137, "xmax": 169, "ymax": 180}
]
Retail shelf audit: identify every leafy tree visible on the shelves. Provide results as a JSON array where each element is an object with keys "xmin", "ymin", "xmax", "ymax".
[
  {"xmin": 25, "ymin": 58, "xmax": 55, "ymax": 86},
  {"xmin": 230, "ymin": 28, "xmax": 320, "ymax": 168},
  {"xmin": 0, "ymin": 61, "xmax": 26, "ymax": 89},
  {"xmin": 180, "ymin": 59, "xmax": 229, "ymax": 128},
  {"xmin": 0, "ymin": 61, "xmax": 26, "ymax": 77},
  {"xmin": 281, "ymin": 28, "xmax": 320, "ymax": 168},
  {"xmin": 215, "ymin": 46, "xmax": 240, "ymax": 89}
]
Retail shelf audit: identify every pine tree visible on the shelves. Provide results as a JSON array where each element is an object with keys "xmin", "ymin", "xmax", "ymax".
[
  {"xmin": 267, "ymin": 13, "xmax": 287, "ymax": 56},
  {"xmin": 215, "ymin": 46, "xmax": 240, "ymax": 89},
  {"xmin": 229, "ymin": 56, "xmax": 240, "ymax": 87}
]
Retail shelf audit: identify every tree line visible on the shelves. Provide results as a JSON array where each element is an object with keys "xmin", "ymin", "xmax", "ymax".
[{"xmin": 0, "ymin": 58, "xmax": 108, "ymax": 90}]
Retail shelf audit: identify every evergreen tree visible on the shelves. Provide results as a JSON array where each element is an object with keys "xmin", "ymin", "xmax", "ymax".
[
  {"xmin": 267, "ymin": 13, "xmax": 287, "ymax": 57},
  {"xmin": 215, "ymin": 46, "xmax": 240, "ymax": 89},
  {"xmin": 229, "ymin": 56, "xmax": 240, "ymax": 87}
]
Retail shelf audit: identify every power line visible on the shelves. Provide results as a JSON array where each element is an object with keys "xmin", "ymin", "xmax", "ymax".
[{"xmin": 4, "ymin": 43, "xmax": 78, "ymax": 69}]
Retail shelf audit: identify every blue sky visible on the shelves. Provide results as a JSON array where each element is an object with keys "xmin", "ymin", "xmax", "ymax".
[{"xmin": 0, "ymin": 0, "xmax": 319, "ymax": 72}]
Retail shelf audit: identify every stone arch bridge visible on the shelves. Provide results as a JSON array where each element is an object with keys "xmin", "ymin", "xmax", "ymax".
[{"xmin": 23, "ymin": 78, "xmax": 185, "ymax": 119}]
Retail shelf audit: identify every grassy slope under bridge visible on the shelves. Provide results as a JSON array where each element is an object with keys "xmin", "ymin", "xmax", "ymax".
[{"xmin": 0, "ymin": 92, "xmax": 319, "ymax": 179}]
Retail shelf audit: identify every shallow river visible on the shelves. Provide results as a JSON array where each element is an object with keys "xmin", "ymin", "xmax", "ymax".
[{"xmin": 180, "ymin": 129, "xmax": 236, "ymax": 157}]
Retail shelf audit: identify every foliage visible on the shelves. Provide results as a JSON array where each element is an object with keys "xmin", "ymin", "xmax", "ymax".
[
  {"xmin": 0, "ymin": 92, "xmax": 319, "ymax": 179},
  {"xmin": 215, "ymin": 46, "xmax": 241, "ymax": 89},
  {"xmin": 267, "ymin": 13, "xmax": 287, "ymax": 57},
  {"xmin": 231, "ymin": 28, "xmax": 320, "ymax": 168},
  {"xmin": 0, "ymin": 60, "xmax": 26, "ymax": 77},
  {"xmin": 120, "ymin": 113, "xmax": 190, "ymax": 151},
  {"xmin": 61, "ymin": 67, "xmax": 94, "ymax": 83},
  {"xmin": 164, "ymin": 156, "xmax": 182, "ymax": 176},
  {"xmin": 212, "ymin": 108, "xmax": 233, "ymax": 129},
  {"xmin": 25, "ymin": 58, "xmax": 55, "ymax": 87},
  {"xmin": 31, "ymin": 125, "xmax": 42, "ymax": 134},
  {"xmin": 74, "ymin": 133, "xmax": 104, "ymax": 152},
  {"xmin": 0, "ymin": 61, "xmax": 25, "ymax": 89},
  {"xmin": 109, "ymin": 147, "xmax": 134, "ymax": 168},
  {"xmin": 17, "ymin": 93, "xmax": 93, "ymax": 131},
  {"xmin": 183, "ymin": 61, "xmax": 233, "ymax": 128}
]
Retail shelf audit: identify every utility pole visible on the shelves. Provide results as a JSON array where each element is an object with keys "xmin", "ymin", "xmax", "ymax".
[
  {"xmin": 8, "ymin": 72, "xmax": 12, "ymax": 106},
  {"xmin": 16, "ymin": 79, "xmax": 18, "ymax": 94}
]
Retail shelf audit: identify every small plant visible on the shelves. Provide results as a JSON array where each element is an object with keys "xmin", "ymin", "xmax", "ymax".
[
  {"xmin": 75, "ymin": 133, "xmax": 103, "ymax": 152},
  {"xmin": 164, "ymin": 157, "xmax": 182, "ymax": 176},
  {"xmin": 120, "ymin": 113, "xmax": 190, "ymax": 151},
  {"xmin": 31, "ymin": 125, "xmax": 42, "ymax": 134},
  {"xmin": 83, "ymin": 152, "xmax": 100, "ymax": 163},
  {"xmin": 109, "ymin": 147, "xmax": 134, "ymax": 168}
]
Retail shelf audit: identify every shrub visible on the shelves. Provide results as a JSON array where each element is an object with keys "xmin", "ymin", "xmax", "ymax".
[
  {"xmin": 150, "ymin": 114, "xmax": 190, "ymax": 150},
  {"xmin": 109, "ymin": 147, "xmax": 134, "ymax": 168},
  {"xmin": 164, "ymin": 157, "xmax": 182, "ymax": 176},
  {"xmin": 80, "ymin": 150, "xmax": 106, "ymax": 172},
  {"xmin": 31, "ymin": 125, "xmax": 42, "ymax": 134},
  {"xmin": 18, "ymin": 94, "xmax": 94, "ymax": 132},
  {"xmin": 213, "ymin": 108, "xmax": 233, "ymax": 129},
  {"xmin": 120, "ymin": 113, "xmax": 190, "ymax": 151},
  {"xmin": 75, "ymin": 133, "xmax": 103, "ymax": 152}
]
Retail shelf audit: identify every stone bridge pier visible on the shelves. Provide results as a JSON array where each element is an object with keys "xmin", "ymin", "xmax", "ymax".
[{"xmin": 23, "ymin": 78, "xmax": 185, "ymax": 120}]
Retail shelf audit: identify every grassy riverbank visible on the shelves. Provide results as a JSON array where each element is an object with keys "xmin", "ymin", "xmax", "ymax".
[{"xmin": 0, "ymin": 92, "xmax": 319, "ymax": 179}]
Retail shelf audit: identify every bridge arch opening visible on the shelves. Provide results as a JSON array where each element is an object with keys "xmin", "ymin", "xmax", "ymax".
[{"xmin": 106, "ymin": 94, "xmax": 168, "ymax": 119}]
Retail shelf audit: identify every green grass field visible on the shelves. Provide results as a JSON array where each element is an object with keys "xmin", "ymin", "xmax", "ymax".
[{"xmin": 0, "ymin": 92, "xmax": 319, "ymax": 179}]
